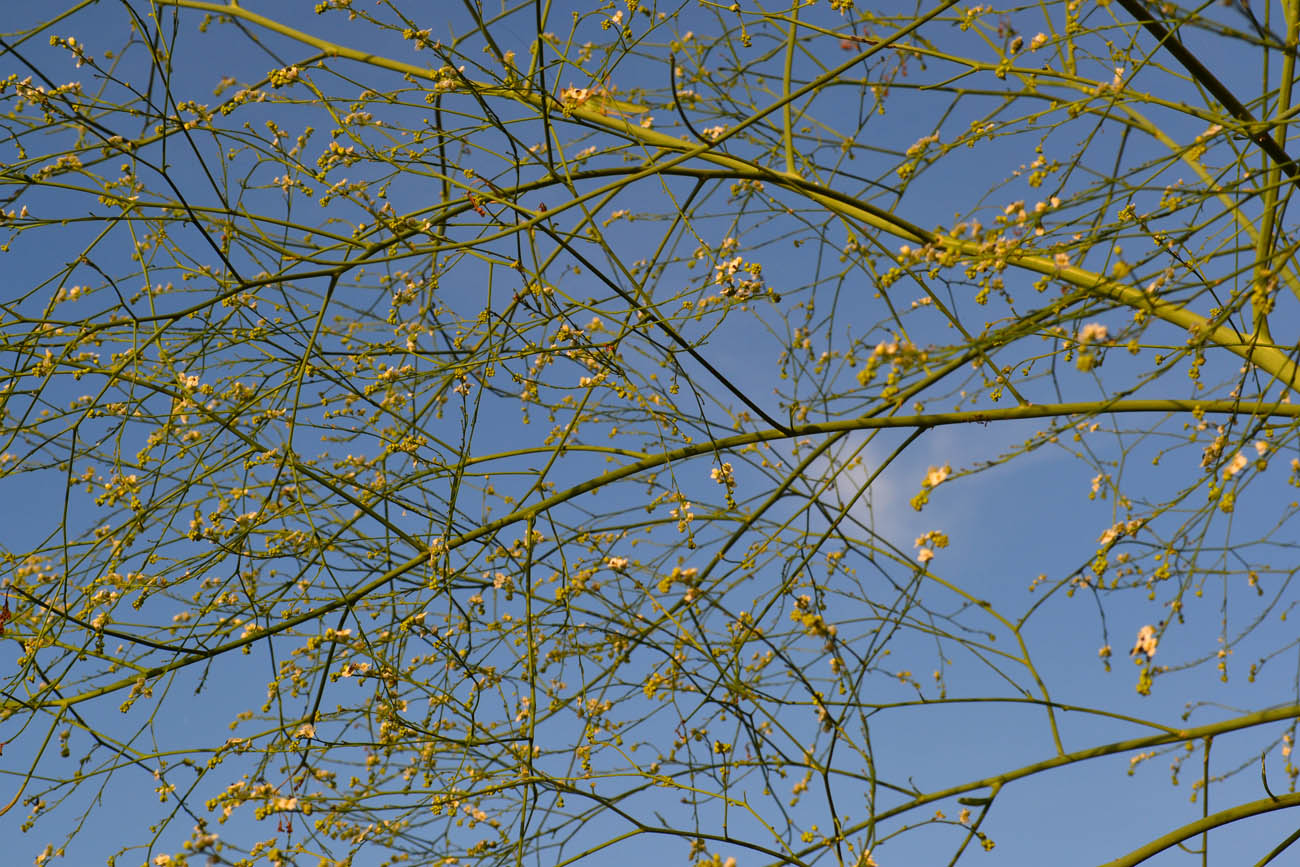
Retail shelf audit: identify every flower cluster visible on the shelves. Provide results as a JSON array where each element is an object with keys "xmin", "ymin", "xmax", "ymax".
[
  {"xmin": 914, "ymin": 530, "xmax": 949, "ymax": 564},
  {"xmin": 1130, "ymin": 624, "xmax": 1158, "ymax": 660},
  {"xmin": 713, "ymin": 255, "xmax": 765, "ymax": 299},
  {"xmin": 911, "ymin": 463, "xmax": 951, "ymax": 510},
  {"xmin": 711, "ymin": 461, "xmax": 737, "ymax": 507}
]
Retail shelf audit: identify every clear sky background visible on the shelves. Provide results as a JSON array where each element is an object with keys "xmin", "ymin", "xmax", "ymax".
[{"xmin": 4, "ymin": 2, "xmax": 1300, "ymax": 866}]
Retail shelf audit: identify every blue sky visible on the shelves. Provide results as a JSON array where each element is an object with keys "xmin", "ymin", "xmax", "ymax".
[{"xmin": 4, "ymin": 2, "xmax": 1300, "ymax": 866}]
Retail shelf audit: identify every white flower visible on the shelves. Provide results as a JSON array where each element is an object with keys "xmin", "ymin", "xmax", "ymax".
[
  {"xmin": 924, "ymin": 465, "xmax": 951, "ymax": 488},
  {"xmin": 1130, "ymin": 624, "xmax": 1158, "ymax": 659},
  {"xmin": 1077, "ymin": 322, "xmax": 1109, "ymax": 343}
]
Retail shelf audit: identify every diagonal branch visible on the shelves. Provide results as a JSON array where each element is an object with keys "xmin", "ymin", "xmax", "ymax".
[
  {"xmin": 1098, "ymin": 791, "xmax": 1300, "ymax": 867},
  {"xmin": 1115, "ymin": 0, "xmax": 1299, "ymax": 181}
]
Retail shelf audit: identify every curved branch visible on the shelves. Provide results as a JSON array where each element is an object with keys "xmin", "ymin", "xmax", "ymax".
[{"xmin": 1098, "ymin": 792, "xmax": 1300, "ymax": 867}]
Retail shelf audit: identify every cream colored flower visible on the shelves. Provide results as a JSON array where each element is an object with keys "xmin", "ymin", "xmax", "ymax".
[
  {"xmin": 1130, "ymin": 624, "xmax": 1158, "ymax": 659},
  {"xmin": 1078, "ymin": 322, "xmax": 1109, "ymax": 343},
  {"xmin": 924, "ymin": 465, "xmax": 951, "ymax": 488},
  {"xmin": 1223, "ymin": 451, "xmax": 1249, "ymax": 479}
]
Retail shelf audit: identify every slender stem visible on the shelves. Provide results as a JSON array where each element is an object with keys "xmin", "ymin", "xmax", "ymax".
[{"xmin": 782, "ymin": 1, "xmax": 799, "ymax": 175}]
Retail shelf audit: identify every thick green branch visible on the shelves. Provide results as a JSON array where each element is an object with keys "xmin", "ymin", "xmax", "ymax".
[{"xmin": 1098, "ymin": 792, "xmax": 1300, "ymax": 867}]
